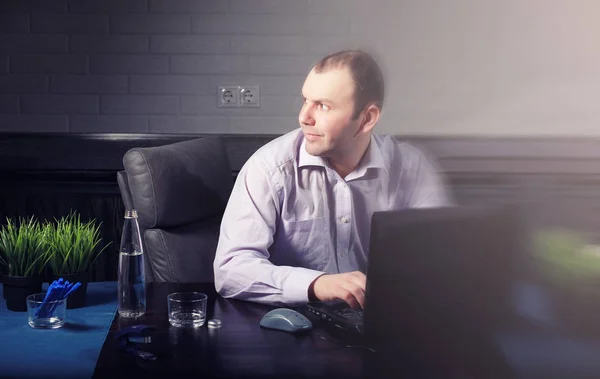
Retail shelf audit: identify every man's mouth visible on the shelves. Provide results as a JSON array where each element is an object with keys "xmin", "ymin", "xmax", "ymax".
[{"xmin": 304, "ymin": 132, "xmax": 322, "ymax": 141}]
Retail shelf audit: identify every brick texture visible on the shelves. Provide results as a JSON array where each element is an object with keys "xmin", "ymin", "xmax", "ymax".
[
  {"xmin": 21, "ymin": 95, "xmax": 99, "ymax": 114},
  {"xmin": 90, "ymin": 55, "xmax": 168, "ymax": 74},
  {"xmin": 0, "ymin": 35, "xmax": 67, "ymax": 53},
  {"xmin": 0, "ymin": 75, "xmax": 48, "ymax": 93},
  {"xmin": 0, "ymin": 115, "xmax": 68, "ymax": 132},
  {"xmin": 0, "ymin": 14, "xmax": 30, "ymax": 33},
  {"xmin": 0, "ymin": 56, "xmax": 8, "ymax": 74},
  {"xmin": 149, "ymin": 0, "xmax": 229, "ymax": 14},
  {"xmin": 110, "ymin": 15, "xmax": 191, "ymax": 34},
  {"xmin": 69, "ymin": 115, "xmax": 148, "ymax": 133},
  {"xmin": 11, "ymin": 55, "xmax": 88, "ymax": 74},
  {"xmin": 101, "ymin": 95, "xmax": 178, "ymax": 115},
  {"xmin": 0, "ymin": 95, "xmax": 20, "ymax": 113},
  {"xmin": 0, "ymin": 0, "xmax": 353, "ymax": 133},
  {"xmin": 50, "ymin": 75, "xmax": 127, "ymax": 94},
  {"xmin": 31, "ymin": 14, "xmax": 109, "ymax": 33},
  {"xmin": 68, "ymin": 0, "xmax": 147, "ymax": 13},
  {"xmin": 130, "ymin": 75, "xmax": 210, "ymax": 94},
  {"xmin": 0, "ymin": 0, "xmax": 67, "ymax": 13},
  {"xmin": 70, "ymin": 35, "xmax": 148, "ymax": 53}
]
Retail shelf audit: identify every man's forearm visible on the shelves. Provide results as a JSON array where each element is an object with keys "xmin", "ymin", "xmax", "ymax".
[{"xmin": 214, "ymin": 257, "xmax": 324, "ymax": 305}]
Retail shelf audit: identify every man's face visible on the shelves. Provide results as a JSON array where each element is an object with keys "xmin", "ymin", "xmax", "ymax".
[{"xmin": 299, "ymin": 66, "xmax": 362, "ymax": 159}]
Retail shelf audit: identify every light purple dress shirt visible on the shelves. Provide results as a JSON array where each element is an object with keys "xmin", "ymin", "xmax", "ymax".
[{"xmin": 213, "ymin": 128, "xmax": 452, "ymax": 306}]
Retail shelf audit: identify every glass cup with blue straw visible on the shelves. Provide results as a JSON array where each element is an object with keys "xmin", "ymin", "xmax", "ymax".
[{"xmin": 27, "ymin": 278, "xmax": 81, "ymax": 329}]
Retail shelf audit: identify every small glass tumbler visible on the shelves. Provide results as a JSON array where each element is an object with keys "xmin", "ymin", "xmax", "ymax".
[
  {"xmin": 26, "ymin": 293, "xmax": 66, "ymax": 329},
  {"xmin": 167, "ymin": 292, "xmax": 207, "ymax": 328}
]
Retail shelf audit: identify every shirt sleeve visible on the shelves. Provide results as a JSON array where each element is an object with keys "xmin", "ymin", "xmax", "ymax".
[
  {"xmin": 408, "ymin": 150, "xmax": 455, "ymax": 208},
  {"xmin": 213, "ymin": 156, "xmax": 324, "ymax": 306}
]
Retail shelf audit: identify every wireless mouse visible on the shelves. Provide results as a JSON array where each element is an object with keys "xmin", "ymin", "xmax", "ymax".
[{"xmin": 259, "ymin": 308, "xmax": 313, "ymax": 333}]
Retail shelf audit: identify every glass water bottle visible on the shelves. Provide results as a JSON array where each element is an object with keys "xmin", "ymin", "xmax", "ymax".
[{"xmin": 117, "ymin": 209, "xmax": 146, "ymax": 317}]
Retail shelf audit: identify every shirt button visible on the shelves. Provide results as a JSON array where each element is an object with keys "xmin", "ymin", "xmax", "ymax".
[
  {"xmin": 340, "ymin": 216, "xmax": 349, "ymax": 223},
  {"xmin": 339, "ymin": 251, "xmax": 346, "ymax": 257}
]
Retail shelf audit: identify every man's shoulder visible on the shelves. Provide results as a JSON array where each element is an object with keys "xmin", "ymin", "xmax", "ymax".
[
  {"xmin": 247, "ymin": 128, "xmax": 302, "ymax": 173},
  {"xmin": 373, "ymin": 133, "xmax": 435, "ymax": 171}
]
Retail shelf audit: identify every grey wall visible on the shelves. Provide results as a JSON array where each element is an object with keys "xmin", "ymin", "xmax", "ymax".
[
  {"xmin": 2, "ymin": 0, "xmax": 600, "ymax": 238},
  {"xmin": 3, "ymin": 0, "xmax": 598, "ymax": 136},
  {"xmin": 357, "ymin": 0, "xmax": 600, "ymax": 136},
  {"xmin": 0, "ymin": 0, "xmax": 359, "ymax": 134}
]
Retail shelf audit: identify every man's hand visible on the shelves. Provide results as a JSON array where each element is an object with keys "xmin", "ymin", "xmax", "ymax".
[{"xmin": 308, "ymin": 271, "xmax": 366, "ymax": 309}]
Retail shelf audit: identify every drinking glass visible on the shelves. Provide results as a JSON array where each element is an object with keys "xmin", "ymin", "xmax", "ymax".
[
  {"xmin": 26, "ymin": 293, "xmax": 66, "ymax": 329},
  {"xmin": 167, "ymin": 292, "xmax": 207, "ymax": 328}
]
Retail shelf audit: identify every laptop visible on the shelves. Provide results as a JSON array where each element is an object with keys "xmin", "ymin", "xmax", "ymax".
[
  {"xmin": 306, "ymin": 204, "xmax": 521, "ymax": 330},
  {"xmin": 305, "ymin": 204, "xmax": 525, "ymax": 378}
]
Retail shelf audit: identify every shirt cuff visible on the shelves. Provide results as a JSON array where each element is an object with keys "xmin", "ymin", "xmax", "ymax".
[{"xmin": 282, "ymin": 268, "xmax": 325, "ymax": 305}]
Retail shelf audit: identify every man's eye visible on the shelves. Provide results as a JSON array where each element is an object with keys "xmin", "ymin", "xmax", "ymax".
[{"xmin": 319, "ymin": 103, "xmax": 330, "ymax": 111}]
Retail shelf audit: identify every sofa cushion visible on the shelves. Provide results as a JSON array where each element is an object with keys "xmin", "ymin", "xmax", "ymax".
[
  {"xmin": 123, "ymin": 137, "xmax": 232, "ymax": 229},
  {"xmin": 144, "ymin": 217, "xmax": 220, "ymax": 283}
]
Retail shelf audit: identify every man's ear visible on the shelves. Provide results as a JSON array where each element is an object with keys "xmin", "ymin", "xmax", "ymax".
[{"xmin": 360, "ymin": 103, "xmax": 381, "ymax": 134}]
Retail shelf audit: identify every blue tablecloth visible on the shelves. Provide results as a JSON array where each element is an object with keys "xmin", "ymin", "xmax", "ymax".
[{"xmin": 0, "ymin": 281, "xmax": 117, "ymax": 379}]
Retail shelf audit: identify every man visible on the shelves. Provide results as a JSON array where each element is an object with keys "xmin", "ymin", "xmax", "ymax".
[{"xmin": 214, "ymin": 50, "xmax": 451, "ymax": 309}]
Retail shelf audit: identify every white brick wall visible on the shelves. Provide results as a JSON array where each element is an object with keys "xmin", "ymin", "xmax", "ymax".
[{"xmin": 0, "ymin": 0, "xmax": 356, "ymax": 134}]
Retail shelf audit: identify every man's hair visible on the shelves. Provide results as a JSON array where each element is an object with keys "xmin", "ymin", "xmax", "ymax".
[{"xmin": 313, "ymin": 49, "xmax": 385, "ymax": 120}]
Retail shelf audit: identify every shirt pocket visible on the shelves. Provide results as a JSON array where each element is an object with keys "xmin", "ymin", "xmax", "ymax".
[{"xmin": 280, "ymin": 217, "xmax": 330, "ymax": 271}]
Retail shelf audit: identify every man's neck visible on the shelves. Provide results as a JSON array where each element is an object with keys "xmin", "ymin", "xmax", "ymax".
[{"xmin": 327, "ymin": 136, "xmax": 371, "ymax": 179}]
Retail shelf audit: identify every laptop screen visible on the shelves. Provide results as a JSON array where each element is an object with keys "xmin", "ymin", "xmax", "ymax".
[
  {"xmin": 362, "ymin": 205, "xmax": 523, "ymax": 378},
  {"xmin": 362, "ymin": 204, "xmax": 600, "ymax": 378}
]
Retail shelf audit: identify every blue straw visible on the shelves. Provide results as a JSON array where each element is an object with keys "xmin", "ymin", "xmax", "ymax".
[
  {"xmin": 35, "ymin": 278, "xmax": 82, "ymax": 318},
  {"xmin": 64, "ymin": 282, "xmax": 81, "ymax": 298}
]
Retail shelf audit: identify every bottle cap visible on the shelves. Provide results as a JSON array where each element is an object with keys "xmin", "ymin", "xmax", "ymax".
[
  {"xmin": 125, "ymin": 209, "xmax": 138, "ymax": 218},
  {"xmin": 207, "ymin": 319, "xmax": 222, "ymax": 329}
]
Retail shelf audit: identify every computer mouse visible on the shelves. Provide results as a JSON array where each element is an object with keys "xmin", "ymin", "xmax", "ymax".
[{"xmin": 259, "ymin": 308, "xmax": 313, "ymax": 333}]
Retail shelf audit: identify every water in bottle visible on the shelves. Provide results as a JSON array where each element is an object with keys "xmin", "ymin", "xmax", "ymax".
[{"xmin": 117, "ymin": 209, "xmax": 146, "ymax": 317}]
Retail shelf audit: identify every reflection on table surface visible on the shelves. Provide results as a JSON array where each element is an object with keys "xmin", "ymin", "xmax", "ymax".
[{"xmin": 94, "ymin": 282, "xmax": 371, "ymax": 379}]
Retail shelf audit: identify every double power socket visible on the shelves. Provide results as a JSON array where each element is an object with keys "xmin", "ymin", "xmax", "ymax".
[{"xmin": 218, "ymin": 85, "xmax": 260, "ymax": 108}]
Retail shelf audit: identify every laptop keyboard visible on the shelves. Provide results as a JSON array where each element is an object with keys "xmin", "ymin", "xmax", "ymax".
[{"xmin": 333, "ymin": 307, "xmax": 364, "ymax": 322}]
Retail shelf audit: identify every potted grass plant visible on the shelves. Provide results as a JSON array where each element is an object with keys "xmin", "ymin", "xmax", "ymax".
[
  {"xmin": 45, "ymin": 211, "xmax": 110, "ymax": 309},
  {"xmin": 0, "ymin": 216, "xmax": 52, "ymax": 312}
]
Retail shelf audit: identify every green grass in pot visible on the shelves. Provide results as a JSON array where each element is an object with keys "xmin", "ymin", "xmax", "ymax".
[
  {"xmin": 46, "ymin": 212, "xmax": 110, "ymax": 276},
  {"xmin": 0, "ymin": 216, "xmax": 51, "ymax": 277}
]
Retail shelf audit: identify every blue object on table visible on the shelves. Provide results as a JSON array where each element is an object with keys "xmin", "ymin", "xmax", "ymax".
[
  {"xmin": 36, "ymin": 278, "xmax": 82, "ymax": 318},
  {"xmin": 0, "ymin": 281, "xmax": 118, "ymax": 379},
  {"xmin": 114, "ymin": 324, "xmax": 158, "ymax": 361}
]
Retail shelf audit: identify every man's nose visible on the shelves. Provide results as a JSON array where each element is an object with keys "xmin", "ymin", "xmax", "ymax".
[{"xmin": 299, "ymin": 104, "xmax": 314, "ymax": 126}]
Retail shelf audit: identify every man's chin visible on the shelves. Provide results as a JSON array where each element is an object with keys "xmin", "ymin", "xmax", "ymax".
[{"xmin": 304, "ymin": 142, "xmax": 325, "ymax": 157}]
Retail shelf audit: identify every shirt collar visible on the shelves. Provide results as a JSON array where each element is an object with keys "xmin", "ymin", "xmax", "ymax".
[
  {"xmin": 298, "ymin": 134, "xmax": 388, "ymax": 179},
  {"xmin": 298, "ymin": 138, "xmax": 328, "ymax": 169},
  {"xmin": 346, "ymin": 135, "xmax": 388, "ymax": 180}
]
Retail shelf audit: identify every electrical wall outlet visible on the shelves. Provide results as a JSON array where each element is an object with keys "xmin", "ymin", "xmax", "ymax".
[
  {"xmin": 240, "ymin": 86, "xmax": 260, "ymax": 107},
  {"xmin": 217, "ymin": 85, "xmax": 260, "ymax": 108},
  {"xmin": 217, "ymin": 86, "xmax": 239, "ymax": 108}
]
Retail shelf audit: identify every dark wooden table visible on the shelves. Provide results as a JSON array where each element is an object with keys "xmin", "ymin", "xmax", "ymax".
[{"xmin": 93, "ymin": 283, "xmax": 377, "ymax": 379}]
